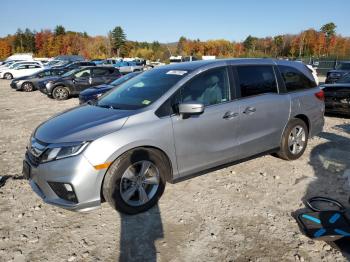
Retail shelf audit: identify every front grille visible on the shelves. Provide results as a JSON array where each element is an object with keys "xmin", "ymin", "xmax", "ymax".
[
  {"xmin": 48, "ymin": 182, "xmax": 78, "ymax": 203},
  {"xmin": 26, "ymin": 151, "xmax": 40, "ymax": 167},
  {"xmin": 27, "ymin": 137, "xmax": 48, "ymax": 166}
]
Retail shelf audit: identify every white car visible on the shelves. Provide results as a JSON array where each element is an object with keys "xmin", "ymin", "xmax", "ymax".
[
  {"xmin": 0, "ymin": 63, "xmax": 44, "ymax": 79},
  {"xmin": 0, "ymin": 60, "xmax": 42, "ymax": 71}
]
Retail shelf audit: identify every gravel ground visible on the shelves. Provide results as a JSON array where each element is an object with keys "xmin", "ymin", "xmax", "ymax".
[{"xmin": 0, "ymin": 79, "xmax": 350, "ymax": 262}]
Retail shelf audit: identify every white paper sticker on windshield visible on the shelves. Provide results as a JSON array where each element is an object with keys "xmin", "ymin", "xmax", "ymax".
[{"xmin": 166, "ymin": 70, "xmax": 187, "ymax": 76}]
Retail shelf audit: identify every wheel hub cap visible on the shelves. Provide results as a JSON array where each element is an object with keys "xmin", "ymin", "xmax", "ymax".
[{"xmin": 120, "ymin": 160, "xmax": 160, "ymax": 207}]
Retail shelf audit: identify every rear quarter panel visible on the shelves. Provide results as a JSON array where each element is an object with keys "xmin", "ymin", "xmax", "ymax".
[{"xmin": 288, "ymin": 87, "xmax": 325, "ymax": 137}]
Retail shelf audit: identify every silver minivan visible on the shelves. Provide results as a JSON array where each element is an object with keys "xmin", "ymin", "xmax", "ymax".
[{"xmin": 23, "ymin": 59, "xmax": 325, "ymax": 214}]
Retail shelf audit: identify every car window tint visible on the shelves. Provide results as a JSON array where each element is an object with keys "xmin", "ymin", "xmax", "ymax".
[
  {"xmin": 175, "ymin": 67, "xmax": 231, "ymax": 106},
  {"xmin": 237, "ymin": 66, "xmax": 277, "ymax": 97},
  {"xmin": 75, "ymin": 69, "xmax": 91, "ymax": 78},
  {"xmin": 278, "ymin": 65, "xmax": 316, "ymax": 91},
  {"xmin": 93, "ymin": 68, "xmax": 109, "ymax": 76}
]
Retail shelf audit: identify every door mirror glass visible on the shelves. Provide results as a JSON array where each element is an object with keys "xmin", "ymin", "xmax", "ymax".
[{"xmin": 178, "ymin": 102, "xmax": 204, "ymax": 115}]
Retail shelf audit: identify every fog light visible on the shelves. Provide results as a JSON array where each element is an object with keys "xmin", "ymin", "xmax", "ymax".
[
  {"xmin": 48, "ymin": 182, "xmax": 78, "ymax": 203},
  {"xmin": 64, "ymin": 183, "xmax": 73, "ymax": 192}
]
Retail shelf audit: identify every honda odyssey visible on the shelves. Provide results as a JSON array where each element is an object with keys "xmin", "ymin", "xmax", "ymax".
[{"xmin": 23, "ymin": 59, "xmax": 325, "ymax": 214}]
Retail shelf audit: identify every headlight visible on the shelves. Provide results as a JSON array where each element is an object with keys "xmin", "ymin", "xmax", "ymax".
[
  {"xmin": 96, "ymin": 93, "xmax": 103, "ymax": 98},
  {"xmin": 40, "ymin": 142, "xmax": 89, "ymax": 163}
]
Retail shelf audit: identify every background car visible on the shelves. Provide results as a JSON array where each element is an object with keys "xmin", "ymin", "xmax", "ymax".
[
  {"xmin": 51, "ymin": 61, "xmax": 96, "ymax": 70},
  {"xmin": 325, "ymin": 61, "xmax": 350, "ymax": 83},
  {"xmin": 116, "ymin": 61, "xmax": 143, "ymax": 74},
  {"xmin": 79, "ymin": 71, "xmax": 141, "ymax": 104},
  {"xmin": 10, "ymin": 68, "xmax": 68, "ymax": 91},
  {"xmin": 0, "ymin": 63, "xmax": 44, "ymax": 79},
  {"xmin": 321, "ymin": 74, "xmax": 350, "ymax": 115},
  {"xmin": 42, "ymin": 66, "xmax": 121, "ymax": 100}
]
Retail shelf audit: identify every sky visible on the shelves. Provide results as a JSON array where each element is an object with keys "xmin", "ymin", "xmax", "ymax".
[{"xmin": 0, "ymin": 0, "xmax": 349, "ymax": 43}]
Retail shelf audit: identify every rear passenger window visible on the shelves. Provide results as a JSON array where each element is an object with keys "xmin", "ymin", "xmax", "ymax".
[
  {"xmin": 93, "ymin": 68, "xmax": 109, "ymax": 76},
  {"xmin": 237, "ymin": 66, "xmax": 277, "ymax": 97},
  {"xmin": 278, "ymin": 65, "xmax": 316, "ymax": 92}
]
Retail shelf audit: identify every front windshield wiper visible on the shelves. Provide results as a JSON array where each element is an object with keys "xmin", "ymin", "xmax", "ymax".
[{"xmin": 96, "ymin": 103, "xmax": 121, "ymax": 110}]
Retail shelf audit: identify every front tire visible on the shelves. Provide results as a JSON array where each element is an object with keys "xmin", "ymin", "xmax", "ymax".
[
  {"xmin": 4, "ymin": 73, "xmax": 13, "ymax": 80},
  {"xmin": 102, "ymin": 148, "xmax": 167, "ymax": 214},
  {"xmin": 277, "ymin": 118, "xmax": 308, "ymax": 160},
  {"xmin": 22, "ymin": 82, "xmax": 34, "ymax": 92},
  {"xmin": 52, "ymin": 86, "xmax": 69, "ymax": 100}
]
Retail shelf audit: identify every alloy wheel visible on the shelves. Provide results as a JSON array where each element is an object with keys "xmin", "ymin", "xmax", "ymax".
[
  {"xmin": 120, "ymin": 160, "xmax": 160, "ymax": 207},
  {"xmin": 287, "ymin": 125, "xmax": 306, "ymax": 155},
  {"xmin": 53, "ymin": 87, "xmax": 68, "ymax": 100},
  {"xmin": 22, "ymin": 82, "xmax": 33, "ymax": 92}
]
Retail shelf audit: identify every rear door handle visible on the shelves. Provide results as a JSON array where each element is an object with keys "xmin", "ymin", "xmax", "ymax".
[
  {"xmin": 243, "ymin": 107, "xmax": 256, "ymax": 114},
  {"xmin": 223, "ymin": 111, "xmax": 239, "ymax": 120}
]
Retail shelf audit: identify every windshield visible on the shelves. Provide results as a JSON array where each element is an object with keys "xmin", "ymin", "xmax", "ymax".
[
  {"xmin": 62, "ymin": 68, "xmax": 79, "ymax": 77},
  {"xmin": 335, "ymin": 63, "xmax": 350, "ymax": 70},
  {"xmin": 337, "ymin": 74, "xmax": 350, "ymax": 83},
  {"xmin": 110, "ymin": 72, "xmax": 140, "ymax": 86},
  {"xmin": 97, "ymin": 68, "xmax": 188, "ymax": 110}
]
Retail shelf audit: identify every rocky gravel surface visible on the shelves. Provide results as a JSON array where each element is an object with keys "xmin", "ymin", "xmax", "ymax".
[{"xmin": 0, "ymin": 79, "xmax": 350, "ymax": 261}]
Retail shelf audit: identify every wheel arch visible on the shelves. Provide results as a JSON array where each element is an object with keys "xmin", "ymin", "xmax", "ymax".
[
  {"xmin": 100, "ymin": 145, "xmax": 174, "ymax": 202},
  {"xmin": 293, "ymin": 114, "xmax": 310, "ymax": 134}
]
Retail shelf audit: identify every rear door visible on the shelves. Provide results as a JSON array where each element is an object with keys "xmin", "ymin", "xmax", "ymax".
[
  {"xmin": 92, "ymin": 67, "xmax": 113, "ymax": 85},
  {"xmin": 233, "ymin": 65, "xmax": 290, "ymax": 158},
  {"xmin": 171, "ymin": 66, "xmax": 240, "ymax": 177}
]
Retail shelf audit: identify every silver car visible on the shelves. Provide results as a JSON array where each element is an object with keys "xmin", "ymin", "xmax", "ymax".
[{"xmin": 23, "ymin": 59, "xmax": 325, "ymax": 214}]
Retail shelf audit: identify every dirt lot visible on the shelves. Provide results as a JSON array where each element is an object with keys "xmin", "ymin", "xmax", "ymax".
[{"xmin": 0, "ymin": 79, "xmax": 350, "ymax": 262}]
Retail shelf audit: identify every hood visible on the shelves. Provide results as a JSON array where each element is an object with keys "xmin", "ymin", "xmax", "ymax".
[
  {"xmin": 328, "ymin": 70, "xmax": 349, "ymax": 74},
  {"xmin": 92, "ymin": 84, "xmax": 113, "ymax": 89},
  {"xmin": 80, "ymin": 84, "xmax": 113, "ymax": 96},
  {"xmin": 35, "ymin": 105, "xmax": 133, "ymax": 143},
  {"xmin": 38, "ymin": 76, "xmax": 60, "ymax": 83}
]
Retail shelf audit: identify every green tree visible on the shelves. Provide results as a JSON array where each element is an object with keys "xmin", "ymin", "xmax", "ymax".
[
  {"xmin": 177, "ymin": 36, "xmax": 187, "ymax": 55},
  {"xmin": 54, "ymin": 25, "xmax": 66, "ymax": 36},
  {"xmin": 243, "ymin": 35, "xmax": 258, "ymax": 54},
  {"xmin": 320, "ymin": 22, "xmax": 336, "ymax": 38},
  {"xmin": 111, "ymin": 26, "xmax": 126, "ymax": 57},
  {"xmin": 273, "ymin": 35, "xmax": 284, "ymax": 57}
]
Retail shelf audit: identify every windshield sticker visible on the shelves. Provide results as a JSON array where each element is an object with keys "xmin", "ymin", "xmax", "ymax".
[
  {"xmin": 166, "ymin": 70, "xmax": 187, "ymax": 76},
  {"xmin": 142, "ymin": 100, "xmax": 151, "ymax": 105}
]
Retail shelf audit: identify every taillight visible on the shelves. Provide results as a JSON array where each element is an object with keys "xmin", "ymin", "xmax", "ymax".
[{"xmin": 315, "ymin": 90, "xmax": 325, "ymax": 101}]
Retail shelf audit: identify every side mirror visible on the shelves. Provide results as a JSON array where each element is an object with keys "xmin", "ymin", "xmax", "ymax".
[{"xmin": 178, "ymin": 102, "xmax": 204, "ymax": 115}]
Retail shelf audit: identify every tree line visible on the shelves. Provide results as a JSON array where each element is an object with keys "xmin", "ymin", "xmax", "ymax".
[{"xmin": 0, "ymin": 23, "xmax": 349, "ymax": 61}]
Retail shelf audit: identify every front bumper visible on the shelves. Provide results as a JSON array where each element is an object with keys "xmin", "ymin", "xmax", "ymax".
[
  {"xmin": 10, "ymin": 81, "xmax": 23, "ymax": 90},
  {"xmin": 25, "ymin": 152, "xmax": 106, "ymax": 212}
]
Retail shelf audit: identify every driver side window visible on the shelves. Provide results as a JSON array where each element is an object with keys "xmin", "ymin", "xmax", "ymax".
[
  {"xmin": 74, "ymin": 69, "xmax": 91, "ymax": 78},
  {"xmin": 174, "ymin": 67, "xmax": 231, "ymax": 107}
]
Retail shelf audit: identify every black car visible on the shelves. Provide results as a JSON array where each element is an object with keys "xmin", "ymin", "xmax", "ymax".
[
  {"xmin": 42, "ymin": 66, "xmax": 122, "ymax": 100},
  {"xmin": 79, "ymin": 71, "xmax": 141, "ymax": 104},
  {"xmin": 10, "ymin": 68, "xmax": 68, "ymax": 92},
  {"xmin": 52, "ymin": 61, "xmax": 96, "ymax": 71},
  {"xmin": 322, "ymin": 74, "xmax": 350, "ymax": 115},
  {"xmin": 325, "ymin": 61, "xmax": 350, "ymax": 83}
]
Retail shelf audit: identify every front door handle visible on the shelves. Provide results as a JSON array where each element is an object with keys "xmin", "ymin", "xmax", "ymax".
[
  {"xmin": 243, "ymin": 107, "xmax": 256, "ymax": 114},
  {"xmin": 223, "ymin": 111, "xmax": 239, "ymax": 120}
]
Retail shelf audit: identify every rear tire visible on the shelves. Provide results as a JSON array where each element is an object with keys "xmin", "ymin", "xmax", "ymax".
[
  {"xmin": 22, "ymin": 82, "xmax": 34, "ymax": 92},
  {"xmin": 102, "ymin": 148, "xmax": 168, "ymax": 214},
  {"xmin": 277, "ymin": 118, "xmax": 308, "ymax": 160},
  {"xmin": 4, "ymin": 73, "xmax": 13, "ymax": 80},
  {"xmin": 52, "ymin": 86, "xmax": 69, "ymax": 100}
]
